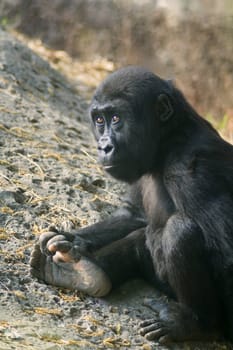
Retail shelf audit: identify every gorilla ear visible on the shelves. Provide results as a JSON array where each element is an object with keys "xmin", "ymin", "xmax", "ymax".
[{"xmin": 157, "ymin": 94, "xmax": 173, "ymax": 122}]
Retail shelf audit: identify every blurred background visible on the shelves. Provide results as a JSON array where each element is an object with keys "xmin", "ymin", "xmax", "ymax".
[{"xmin": 0, "ymin": 0, "xmax": 232, "ymax": 135}]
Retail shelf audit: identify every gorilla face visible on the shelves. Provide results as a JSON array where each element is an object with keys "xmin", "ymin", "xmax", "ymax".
[{"xmin": 90, "ymin": 66, "xmax": 173, "ymax": 183}]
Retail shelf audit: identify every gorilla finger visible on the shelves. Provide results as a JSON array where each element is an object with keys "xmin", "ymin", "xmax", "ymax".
[
  {"xmin": 47, "ymin": 237, "xmax": 73, "ymax": 253},
  {"xmin": 140, "ymin": 322, "xmax": 163, "ymax": 336},
  {"xmin": 39, "ymin": 231, "xmax": 58, "ymax": 254},
  {"xmin": 50, "ymin": 230, "xmax": 75, "ymax": 242},
  {"xmin": 145, "ymin": 327, "xmax": 168, "ymax": 341},
  {"xmin": 51, "ymin": 246, "xmax": 82, "ymax": 263},
  {"xmin": 52, "ymin": 250, "xmax": 74, "ymax": 263},
  {"xmin": 49, "ymin": 241, "xmax": 73, "ymax": 254},
  {"xmin": 139, "ymin": 318, "xmax": 157, "ymax": 328}
]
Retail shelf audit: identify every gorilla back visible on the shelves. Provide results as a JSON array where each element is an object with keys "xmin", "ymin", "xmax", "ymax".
[{"xmin": 31, "ymin": 66, "xmax": 233, "ymax": 343}]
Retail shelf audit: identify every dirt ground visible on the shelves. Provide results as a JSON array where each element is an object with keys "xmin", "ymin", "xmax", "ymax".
[{"xmin": 0, "ymin": 29, "xmax": 232, "ymax": 350}]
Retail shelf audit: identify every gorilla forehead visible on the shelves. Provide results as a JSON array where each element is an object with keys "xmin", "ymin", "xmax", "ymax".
[{"xmin": 93, "ymin": 66, "xmax": 170, "ymax": 104}]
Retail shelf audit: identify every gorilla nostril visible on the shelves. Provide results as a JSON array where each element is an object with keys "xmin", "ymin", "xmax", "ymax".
[{"xmin": 104, "ymin": 144, "xmax": 113, "ymax": 154}]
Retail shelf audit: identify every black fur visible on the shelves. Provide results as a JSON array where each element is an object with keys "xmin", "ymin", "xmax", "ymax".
[{"xmin": 39, "ymin": 66, "xmax": 233, "ymax": 343}]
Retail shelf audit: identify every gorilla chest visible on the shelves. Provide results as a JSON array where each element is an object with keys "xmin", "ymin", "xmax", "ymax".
[{"xmin": 141, "ymin": 175, "xmax": 174, "ymax": 228}]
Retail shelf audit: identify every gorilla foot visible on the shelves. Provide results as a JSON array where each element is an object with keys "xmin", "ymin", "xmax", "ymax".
[
  {"xmin": 140, "ymin": 299, "xmax": 219, "ymax": 343},
  {"xmin": 30, "ymin": 243, "xmax": 112, "ymax": 297}
]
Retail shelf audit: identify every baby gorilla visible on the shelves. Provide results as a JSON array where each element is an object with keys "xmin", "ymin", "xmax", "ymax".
[{"xmin": 30, "ymin": 66, "xmax": 233, "ymax": 343}]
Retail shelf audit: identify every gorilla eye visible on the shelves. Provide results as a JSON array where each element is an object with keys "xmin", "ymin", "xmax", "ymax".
[
  {"xmin": 112, "ymin": 115, "xmax": 120, "ymax": 124},
  {"xmin": 95, "ymin": 116, "xmax": 105, "ymax": 125}
]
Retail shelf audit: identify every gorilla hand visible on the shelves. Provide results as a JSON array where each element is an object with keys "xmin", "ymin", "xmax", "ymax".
[
  {"xmin": 30, "ymin": 229, "xmax": 111, "ymax": 297},
  {"xmin": 39, "ymin": 229, "xmax": 92, "ymax": 263}
]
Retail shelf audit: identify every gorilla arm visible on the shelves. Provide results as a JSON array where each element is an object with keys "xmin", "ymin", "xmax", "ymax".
[{"xmin": 30, "ymin": 186, "xmax": 146, "ymax": 296}]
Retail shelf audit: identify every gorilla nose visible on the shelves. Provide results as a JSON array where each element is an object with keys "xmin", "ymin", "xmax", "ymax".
[
  {"xmin": 104, "ymin": 144, "xmax": 114, "ymax": 154},
  {"xmin": 98, "ymin": 136, "xmax": 114, "ymax": 155}
]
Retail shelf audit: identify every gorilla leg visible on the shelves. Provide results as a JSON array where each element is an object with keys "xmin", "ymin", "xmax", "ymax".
[
  {"xmin": 93, "ymin": 228, "xmax": 155, "ymax": 288},
  {"xmin": 141, "ymin": 214, "xmax": 222, "ymax": 342}
]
